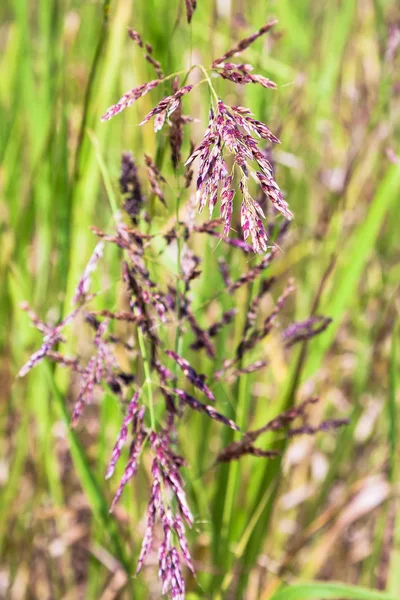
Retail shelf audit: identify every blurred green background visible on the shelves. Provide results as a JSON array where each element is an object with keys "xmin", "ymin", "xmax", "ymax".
[{"xmin": 1, "ymin": 0, "xmax": 400, "ymax": 598}]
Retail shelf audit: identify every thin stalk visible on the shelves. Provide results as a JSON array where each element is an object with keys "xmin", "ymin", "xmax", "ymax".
[
  {"xmin": 218, "ymin": 481, "xmax": 276, "ymax": 596},
  {"xmin": 213, "ymin": 277, "xmax": 259, "ymax": 591},
  {"xmin": 89, "ymin": 131, "xmax": 156, "ymax": 430},
  {"xmin": 137, "ymin": 326, "xmax": 156, "ymax": 430},
  {"xmin": 196, "ymin": 64, "xmax": 219, "ymax": 104},
  {"xmin": 220, "ymin": 371, "xmax": 248, "ymax": 539},
  {"xmin": 71, "ymin": 0, "xmax": 110, "ymax": 187},
  {"xmin": 159, "ymin": 64, "xmax": 219, "ymax": 104},
  {"xmin": 174, "ymin": 186, "xmax": 184, "ymax": 371}
]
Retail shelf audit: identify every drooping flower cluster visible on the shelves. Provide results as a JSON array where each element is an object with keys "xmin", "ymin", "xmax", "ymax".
[
  {"xmin": 104, "ymin": 393, "xmax": 195, "ymax": 598},
  {"xmin": 100, "ymin": 19, "xmax": 293, "ymax": 252},
  {"xmin": 136, "ymin": 432, "xmax": 195, "ymax": 595},
  {"xmin": 18, "ymin": 145, "xmax": 346, "ymax": 596},
  {"xmin": 140, "ymin": 85, "xmax": 193, "ymax": 131},
  {"xmin": 186, "ymin": 101, "xmax": 292, "ymax": 252}
]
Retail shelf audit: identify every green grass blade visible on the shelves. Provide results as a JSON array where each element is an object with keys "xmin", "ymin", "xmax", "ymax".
[
  {"xmin": 270, "ymin": 581, "xmax": 397, "ymax": 600},
  {"xmin": 387, "ymin": 320, "xmax": 397, "ymax": 482},
  {"xmin": 387, "ymin": 322, "xmax": 400, "ymax": 596},
  {"xmin": 44, "ymin": 364, "xmax": 130, "ymax": 574},
  {"xmin": 305, "ymin": 162, "xmax": 400, "ymax": 380}
]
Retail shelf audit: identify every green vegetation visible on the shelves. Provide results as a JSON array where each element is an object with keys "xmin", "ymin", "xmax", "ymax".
[{"xmin": 1, "ymin": 0, "xmax": 399, "ymax": 598}]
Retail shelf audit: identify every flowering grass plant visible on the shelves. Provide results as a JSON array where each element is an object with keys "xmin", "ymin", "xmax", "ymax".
[{"xmin": 16, "ymin": 18, "xmax": 350, "ymax": 598}]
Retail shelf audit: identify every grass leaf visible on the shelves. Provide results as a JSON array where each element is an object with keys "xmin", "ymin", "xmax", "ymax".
[{"xmin": 270, "ymin": 581, "xmax": 398, "ymax": 600}]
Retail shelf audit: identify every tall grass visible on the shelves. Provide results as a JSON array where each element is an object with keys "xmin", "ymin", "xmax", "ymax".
[{"xmin": 1, "ymin": 0, "xmax": 399, "ymax": 598}]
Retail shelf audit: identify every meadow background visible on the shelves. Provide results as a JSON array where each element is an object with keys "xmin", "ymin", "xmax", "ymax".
[{"xmin": 1, "ymin": 0, "xmax": 400, "ymax": 598}]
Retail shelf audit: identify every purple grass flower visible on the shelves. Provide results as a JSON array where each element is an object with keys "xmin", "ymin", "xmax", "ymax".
[
  {"xmin": 239, "ymin": 359, "xmax": 268, "ymax": 374},
  {"xmin": 218, "ymin": 258, "xmax": 232, "ymax": 287},
  {"xmin": 170, "ymin": 76, "xmax": 184, "ymax": 169},
  {"xmin": 119, "ymin": 152, "xmax": 145, "ymax": 222},
  {"xmin": 221, "ymin": 360, "xmax": 268, "ymax": 383},
  {"xmin": 101, "ymin": 79, "xmax": 161, "ymax": 121},
  {"xmin": 217, "ymin": 443, "xmax": 280, "ymax": 463},
  {"xmin": 165, "ymin": 350, "xmax": 215, "ymax": 402},
  {"xmin": 128, "ymin": 28, "xmax": 164, "ymax": 79},
  {"xmin": 208, "ymin": 309, "xmax": 237, "ymax": 337},
  {"xmin": 71, "ymin": 319, "xmax": 114, "ymax": 427},
  {"xmin": 185, "ymin": 0, "xmax": 197, "ymax": 24},
  {"xmin": 243, "ymin": 277, "xmax": 276, "ymax": 337},
  {"xmin": 216, "ymin": 66, "xmax": 277, "ymax": 90},
  {"xmin": 136, "ymin": 434, "xmax": 195, "ymax": 590},
  {"xmin": 194, "ymin": 221, "xmax": 254, "ymax": 252},
  {"xmin": 20, "ymin": 302, "xmax": 52, "ymax": 335},
  {"xmin": 144, "ymin": 154, "xmax": 167, "ymax": 206},
  {"xmin": 240, "ymin": 188, "xmax": 269, "ymax": 253},
  {"xmin": 17, "ymin": 18, "xmax": 356, "ymax": 597},
  {"xmin": 191, "ymin": 309, "xmax": 237, "ymax": 352},
  {"xmin": 128, "ymin": 28, "xmax": 143, "ymax": 47},
  {"xmin": 87, "ymin": 309, "xmax": 140, "ymax": 323},
  {"xmin": 157, "ymin": 507, "xmax": 187, "ymax": 599},
  {"xmin": 139, "ymin": 85, "xmax": 193, "ymax": 131},
  {"xmin": 153, "ymin": 434, "xmax": 194, "ymax": 526},
  {"xmin": 46, "ymin": 351, "xmax": 83, "ymax": 372},
  {"xmin": 255, "ymin": 171, "xmax": 293, "ymax": 220},
  {"xmin": 219, "ymin": 62, "xmax": 254, "ymax": 72},
  {"xmin": 220, "ymin": 173, "xmax": 235, "ymax": 235},
  {"xmin": 283, "ymin": 315, "xmax": 332, "ymax": 347},
  {"xmin": 94, "ymin": 319, "xmax": 117, "ymax": 374},
  {"xmin": 231, "ymin": 106, "xmax": 280, "ymax": 143},
  {"xmin": 71, "ymin": 355, "xmax": 98, "ymax": 426},
  {"xmin": 212, "ymin": 19, "xmax": 278, "ymax": 66},
  {"xmin": 186, "ymin": 100, "xmax": 292, "ymax": 252},
  {"xmin": 18, "ymin": 337, "xmax": 61, "ymax": 379},
  {"xmin": 288, "ymin": 418, "xmax": 349, "ymax": 437},
  {"xmin": 169, "ymin": 547, "xmax": 185, "ymax": 599},
  {"xmin": 235, "ymin": 279, "xmax": 296, "ymax": 360},
  {"xmin": 106, "ymin": 391, "xmax": 140, "ymax": 479},
  {"xmin": 18, "ymin": 307, "xmax": 80, "ymax": 378},
  {"xmin": 73, "ymin": 242, "xmax": 104, "ymax": 305},
  {"xmin": 174, "ymin": 514, "xmax": 195, "ymax": 574},
  {"xmin": 154, "ymin": 359, "xmax": 176, "ymax": 384},
  {"xmin": 217, "ymin": 396, "xmax": 347, "ymax": 464},
  {"xmin": 228, "ymin": 249, "xmax": 278, "ymax": 293},
  {"xmin": 181, "ymin": 247, "xmax": 201, "ymax": 287},
  {"xmin": 136, "ymin": 458, "xmax": 161, "ymax": 574},
  {"xmin": 185, "ymin": 310, "xmax": 216, "ymax": 358},
  {"xmin": 110, "ymin": 429, "xmax": 146, "ymax": 512},
  {"xmin": 224, "ymin": 236, "xmax": 254, "ymax": 252},
  {"xmin": 173, "ymin": 388, "xmax": 239, "ymax": 431}
]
